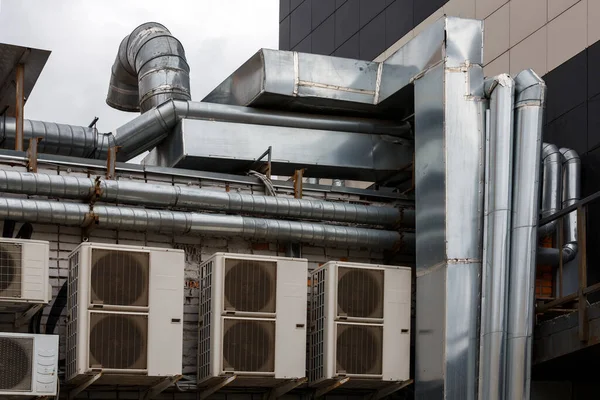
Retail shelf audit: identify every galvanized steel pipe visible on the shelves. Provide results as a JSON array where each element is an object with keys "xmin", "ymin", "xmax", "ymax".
[
  {"xmin": 0, "ymin": 170, "xmax": 412, "ymax": 228},
  {"xmin": 538, "ymin": 143, "xmax": 563, "ymax": 238},
  {"xmin": 0, "ymin": 197, "xmax": 411, "ymax": 250},
  {"xmin": 506, "ymin": 69, "xmax": 546, "ymax": 400},
  {"xmin": 479, "ymin": 74, "xmax": 515, "ymax": 400}
]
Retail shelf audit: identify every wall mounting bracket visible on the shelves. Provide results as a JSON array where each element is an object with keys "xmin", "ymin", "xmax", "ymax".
[
  {"xmin": 199, "ymin": 375, "xmax": 237, "ymax": 400},
  {"xmin": 68, "ymin": 371, "xmax": 103, "ymax": 400},
  {"xmin": 141, "ymin": 375, "xmax": 183, "ymax": 400}
]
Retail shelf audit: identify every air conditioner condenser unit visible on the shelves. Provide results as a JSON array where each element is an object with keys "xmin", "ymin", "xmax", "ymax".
[
  {"xmin": 0, "ymin": 238, "xmax": 50, "ymax": 307},
  {"xmin": 66, "ymin": 242, "xmax": 185, "ymax": 385},
  {"xmin": 197, "ymin": 253, "xmax": 308, "ymax": 387},
  {"xmin": 309, "ymin": 261, "xmax": 411, "ymax": 388},
  {"xmin": 0, "ymin": 332, "xmax": 59, "ymax": 398}
]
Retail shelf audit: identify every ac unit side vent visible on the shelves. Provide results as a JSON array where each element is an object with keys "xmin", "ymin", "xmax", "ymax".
[
  {"xmin": 89, "ymin": 313, "xmax": 148, "ymax": 370},
  {"xmin": 222, "ymin": 319, "xmax": 275, "ymax": 373},
  {"xmin": 0, "ymin": 242, "xmax": 22, "ymax": 298},
  {"xmin": 224, "ymin": 259, "xmax": 277, "ymax": 313},
  {"xmin": 337, "ymin": 267, "xmax": 384, "ymax": 319},
  {"xmin": 336, "ymin": 324, "xmax": 383, "ymax": 375},
  {"xmin": 66, "ymin": 251, "xmax": 79, "ymax": 380},
  {"xmin": 198, "ymin": 260, "xmax": 213, "ymax": 380},
  {"xmin": 0, "ymin": 337, "xmax": 33, "ymax": 391},
  {"xmin": 90, "ymin": 249, "xmax": 149, "ymax": 307},
  {"xmin": 309, "ymin": 268, "xmax": 326, "ymax": 382}
]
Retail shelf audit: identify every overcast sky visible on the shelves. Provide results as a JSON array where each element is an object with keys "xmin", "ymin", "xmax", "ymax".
[{"xmin": 0, "ymin": 0, "xmax": 278, "ymax": 136}]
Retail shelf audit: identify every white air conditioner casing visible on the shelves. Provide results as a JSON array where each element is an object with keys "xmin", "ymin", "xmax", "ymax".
[
  {"xmin": 0, "ymin": 238, "xmax": 50, "ymax": 306},
  {"xmin": 309, "ymin": 261, "xmax": 411, "ymax": 387},
  {"xmin": 197, "ymin": 253, "xmax": 308, "ymax": 386},
  {"xmin": 0, "ymin": 332, "xmax": 59, "ymax": 397},
  {"xmin": 66, "ymin": 242, "xmax": 185, "ymax": 385}
]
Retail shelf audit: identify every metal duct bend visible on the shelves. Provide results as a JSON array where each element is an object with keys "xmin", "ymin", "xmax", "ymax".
[
  {"xmin": 0, "ymin": 197, "xmax": 413, "ymax": 250},
  {"xmin": 538, "ymin": 143, "xmax": 563, "ymax": 238},
  {"xmin": 107, "ymin": 22, "xmax": 191, "ymax": 113},
  {"xmin": 0, "ymin": 170, "xmax": 413, "ymax": 228}
]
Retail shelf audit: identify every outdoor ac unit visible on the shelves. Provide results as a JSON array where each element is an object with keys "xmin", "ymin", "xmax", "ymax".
[
  {"xmin": 0, "ymin": 238, "xmax": 50, "ymax": 306},
  {"xmin": 309, "ymin": 262, "xmax": 411, "ymax": 386},
  {"xmin": 0, "ymin": 332, "xmax": 59, "ymax": 397},
  {"xmin": 66, "ymin": 242, "xmax": 185, "ymax": 384},
  {"xmin": 197, "ymin": 253, "xmax": 308, "ymax": 385}
]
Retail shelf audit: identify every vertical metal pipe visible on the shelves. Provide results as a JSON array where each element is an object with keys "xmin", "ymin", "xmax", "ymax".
[
  {"xmin": 538, "ymin": 143, "xmax": 563, "ymax": 238},
  {"xmin": 479, "ymin": 75, "xmax": 515, "ymax": 400},
  {"xmin": 15, "ymin": 63, "xmax": 25, "ymax": 152},
  {"xmin": 506, "ymin": 69, "xmax": 546, "ymax": 400}
]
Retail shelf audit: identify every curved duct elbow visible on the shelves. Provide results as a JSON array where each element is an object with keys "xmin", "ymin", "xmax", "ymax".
[
  {"xmin": 107, "ymin": 22, "xmax": 191, "ymax": 113},
  {"xmin": 538, "ymin": 143, "xmax": 563, "ymax": 238}
]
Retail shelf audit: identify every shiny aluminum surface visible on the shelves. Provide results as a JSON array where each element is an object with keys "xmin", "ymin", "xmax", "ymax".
[{"xmin": 538, "ymin": 143, "xmax": 563, "ymax": 238}]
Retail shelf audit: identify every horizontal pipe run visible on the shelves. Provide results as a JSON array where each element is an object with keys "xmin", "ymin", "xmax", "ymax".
[
  {"xmin": 0, "ymin": 170, "xmax": 412, "ymax": 227},
  {"xmin": 0, "ymin": 197, "xmax": 412, "ymax": 250}
]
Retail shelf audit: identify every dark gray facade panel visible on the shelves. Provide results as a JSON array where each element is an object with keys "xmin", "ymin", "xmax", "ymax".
[
  {"xmin": 544, "ymin": 102, "xmax": 587, "ymax": 156},
  {"xmin": 312, "ymin": 0, "xmax": 336, "ymax": 28},
  {"xmin": 359, "ymin": 0, "xmax": 388, "ymax": 28},
  {"xmin": 587, "ymin": 41, "xmax": 600, "ymax": 100},
  {"xmin": 280, "ymin": 0, "xmax": 290, "ymax": 21},
  {"xmin": 414, "ymin": 0, "xmax": 448, "ymax": 26},
  {"xmin": 544, "ymin": 51, "xmax": 587, "ymax": 123},
  {"xmin": 291, "ymin": 0, "xmax": 305, "ymax": 12},
  {"xmin": 359, "ymin": 12, "xmax": 386, "ymax": 61},
  {"xmin": 311, "ymin": 14, "xmax": 335, "ymax": 55},
  {"xmin": 335, "ymin": 0, "xmax": 360, "ymax": 48},
  {"xmin": 385, "ymin": 0, "xmax": 414, "ymax": 48},
  {"xmin": 280, "ymin": 15, "xmax": 290, "ymax": 51},
  {"xmin": 334, "ymin": 32, "xmax": 359, "ymax": 58},
  {"xmin": 295, "ymin": 33, "xmax": 312, "ymax": 53},
  {"xmin": 290, "ymin": 0, "xmax": 312, "ymax": 48}
]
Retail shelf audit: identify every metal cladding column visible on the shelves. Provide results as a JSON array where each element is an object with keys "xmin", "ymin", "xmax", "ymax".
[
  {"xmin": 478, "ymin": 75, "xmax": 515, "ymax": 400},
  {"xmin": 412, "ymin": 18, "xmax": 486, "ymax": 399},
  {"xmin": 506, "ymin": 69, "xmax": 546, "ymax": 400}
]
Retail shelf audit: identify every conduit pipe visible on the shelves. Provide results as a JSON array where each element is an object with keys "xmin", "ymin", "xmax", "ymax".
[
  {"xmin": 506, "ymin": 69, "xmax": 546, "ymax": 400},
  {"xmin": 0, "ymin": 170, "xmax": 412, "ymax": 228},
  {"xmin": 479, "ymin": 74, "xmax": 515, "ymax": 400},
  {"xmin": 0, "ymin": 101, "xmax": 412, "ymax": 161},
  {"xmin": 0, "ymin": 197, "xmax": 413, "ymax": 250},
  {"xmin": 538, "ymin": 143, "xmax": 563, "ymax": 238}
]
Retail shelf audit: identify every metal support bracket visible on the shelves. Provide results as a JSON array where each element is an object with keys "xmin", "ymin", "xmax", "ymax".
[
  {"xmin": 26, "ymin": 137, "xmax": 43, "ymax": 172},
  {"xmin": 14, "ymin": 303, "xmax": 44, "ymax": 328},
  {"xmin": 199, "ymin": 375, "xmax": 237, "ymax": 400},
  {"xmin": 106, "ymin": 146, "xmax": 120, "ymax": 180},
  {"xmin": 293, "ymin": 168, "xmax": 305, "ymax": 199},
  {"xmin": 141, "ymin": 375, "xmax": 183, "ymax": 400},
  {"xmin": 68, "ymin": 371, "xmax": 103, "ymax": 400},
  {"xmin": 264, "ymin": 378, "xmax": 307, "ymax": 400},
  {"xmin": 314, "ymin": 377, "xmax": 349, "ymax": 398},
  {"xmin": 249, "ymin": 146, "xmax": 272, "ymax": 178},
  {"xmin": 364, "ymin": 379, "xmax": 414, "ymax": 400}
]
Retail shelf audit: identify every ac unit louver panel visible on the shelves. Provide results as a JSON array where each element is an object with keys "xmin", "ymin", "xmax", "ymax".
[
  {"xmin": 223, "ymin": 258, "xmax": 276, "ymax": 313},
  {"xmin": 90, "ymin": 249, "xmax": 149, "ymax": 308},
  {"xmin": 0, "ymin": 242, "xmax": 22, "ymax": 299},
  {"xmin": 337, "ymin": 267, "xmax": 384, "ymax": 319},
  {"xmin": 336, "ymin": 323, "xmax": 383, "ymax": 376},
  {"xmin": 0, "ymin": 333, "xmax": 59, "ymax": 397},
  {"xmin": 222, "ymin": 318, "xmax": 275, "ymax": 373}
]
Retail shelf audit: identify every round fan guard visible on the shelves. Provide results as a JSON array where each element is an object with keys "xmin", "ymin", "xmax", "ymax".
[
  {"xmin": 89, "ymin": 315, "xmax": 144, "ymax": 369},
  {"xmin": 224, "ymin": 261, "xmax": 274, "ymax": 312},
  {"xmin": 223, "ymin": 320, "xmax": 273, "ymax": 372},
  {"xmin": 337, "ymin": 326, "xmax": 380, "ymax": 375},
  {"xmin": 91, "ymin": 252, "xmax": 147, "ymax": 306},
  {"xmin": 0, "ymin": 244, "xmax": 17, "ymax": 292},
  {"xmin": 0, "ymin": 338, "xmax": 30, "ymax": 390},
  {"xmin": 338, "ymin": 269, "xmax": 383, "ymax": 318}
]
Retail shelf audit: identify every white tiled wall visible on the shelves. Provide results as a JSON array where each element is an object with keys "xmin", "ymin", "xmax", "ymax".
[{"xmin": 376, "ymin": 0, "xmax": 596, "ymax": 78}]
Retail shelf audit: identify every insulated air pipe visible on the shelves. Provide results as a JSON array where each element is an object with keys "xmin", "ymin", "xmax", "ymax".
[
  {"xmin": 0, "ymin": 170, "xmax": 414, "ymax": 228},
  {"xmin": 106, "ymin": 22, "xmax": 191, "ymax": 113},
  {"xmin": 505, "ymin": 69, "xmax": 546, "ymax": 400},
  {"xmin": 0, "ymin": 197, "xmax": 414, "ymax": 250},
  {"xmin": 479, "ymin": 74, "xmax": 515, "ymax": 400},
  {"xmin": 0, "ymin": 101, "xmax": 411, "ymax": 161},
  {"xmin": 538, "ymin": 143, "xmax": 563, "ymax": 238}
]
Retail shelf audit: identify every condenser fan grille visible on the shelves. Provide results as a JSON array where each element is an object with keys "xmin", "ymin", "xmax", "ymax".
[
  {"xmin": 0, "ymin": 243, "xmax": 21, "ymax": 298},
  {"xmin": 91, "ymin": 249, "xmax": 149, "ymax": 307},
  {"xmin": 0, "ymin": 337, "xmax": 33, "ymax": 391},
  {"xmin": 336, "ymin": 324, "xmax": 383, "ymax": 375},
  {"xmin": 89, "ymin": 313, "xmax": 148, "ymax": 370},
  {"xmin": 337, "ymin": 267, "xmax": 384, "ymax": 319},
  {"xmin": 222, "ymin": 319, "xmax": 275, "ymax": 373},
  {"xmin": 224, "ymin": 259, "xmax": 276, "ymax": 313}
]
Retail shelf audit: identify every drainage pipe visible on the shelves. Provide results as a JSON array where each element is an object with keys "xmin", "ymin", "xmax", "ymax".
[
  {"xmin": 479, "ymin": 74, "xmax": 515, "ymax": 400},
  {"xmin": 0, "ymin": 170, "xmax": 412, "ymax": 228},
  {"xmin": 0, "ymin": 197, "xmax": 413, "ymax": 250},
  {"xmin": 505, "ymin": 69, "xmax": 546, "ymax": 400},
  {"xmin": 538, "ymin": 143, "xmax": 563, "ymax": 238}
]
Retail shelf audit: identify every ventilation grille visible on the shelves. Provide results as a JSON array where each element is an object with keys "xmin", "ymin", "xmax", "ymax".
[
  {"xmin": 337, "ymin": 267, "xmax": 384, "ymax": 319},
  {"xmin": 0, "ymin": 337, "xmax": 33, "ymax": 391},
  {"xmin": 90, "ymin": 249, "xmax": 149, "ymax": 307},
  {"xmin": 66, "ymin": 251, "xmax": 79, "ymax": 380},
  {"xmin": 89, "ymin": 313, "xmax": 148, "ymax": 370},
  {"xmin": 0, "ymin": 242, "xmax": 22, "ymax": 298},
  {"xmin": 336, "ymin": 324, "xmax": 383, "ymax": 376},
  {"xmin": 198, "ymin": 260, "xmax": 213, "ymax": 380},
  {"xmin": 309, "ymin": 268, "xmax": 326, "ymax": 382},
  {"xmin": 224, "ymin": 258, "xmax": 276, "ymax": 313},
  {"xmin": 222, "ymin": 319, "xmax": 275, "ymax": 373}
]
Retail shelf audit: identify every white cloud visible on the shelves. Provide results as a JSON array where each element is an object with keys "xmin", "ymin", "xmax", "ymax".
[{"xmin": 0, "ymin": 0, "xmax": 278, "ymax": 134}]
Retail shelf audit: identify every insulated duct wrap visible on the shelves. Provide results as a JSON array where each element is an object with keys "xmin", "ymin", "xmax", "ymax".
[{"xmin": 0, "ymin": 197, "xmax": 412, "ymax": 250}]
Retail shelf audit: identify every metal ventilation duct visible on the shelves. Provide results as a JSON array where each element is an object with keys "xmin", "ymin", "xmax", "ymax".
[
  {"xmin": 538, "ymin": 143, "xmax": 563, "ymax": 238},
  {"xmin": 106, "ymin": 22, "xmax": 191, "ymax": 113}
]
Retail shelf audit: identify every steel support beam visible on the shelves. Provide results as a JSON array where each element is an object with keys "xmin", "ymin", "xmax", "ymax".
[{"xmin": 14, "ymin": 63, "xmax": 24, "ymax": 151}]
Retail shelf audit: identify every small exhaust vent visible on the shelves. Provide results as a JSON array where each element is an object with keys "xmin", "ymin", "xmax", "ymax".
[
  {"xmin": 0, "ymin": 243, "xmax": 21, "ymax": 298},
  {"xmin": 224, "ymin": 259, "xmax": 276, "ymax": 313},
  {"xmin": 91, "ymin": 249, "xmax": 149, "ymax": 307},
  {"xmin": 337, "ymin": 267, "xmax": 384, "ymax": 319},
  {"xmin": 0, "ymin": 336, "xmax": 33, "ymax": 391},
  {"xmin": 222, "ymin": 319, "xmax": 275, "ymax": 373},
  {"xmin": 89, "ymin": 313, "xmax": 148, "ymax": 370},
  {"xmin": 336, "ymin": 324, "xmax": 382, "ymax": 375}
]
